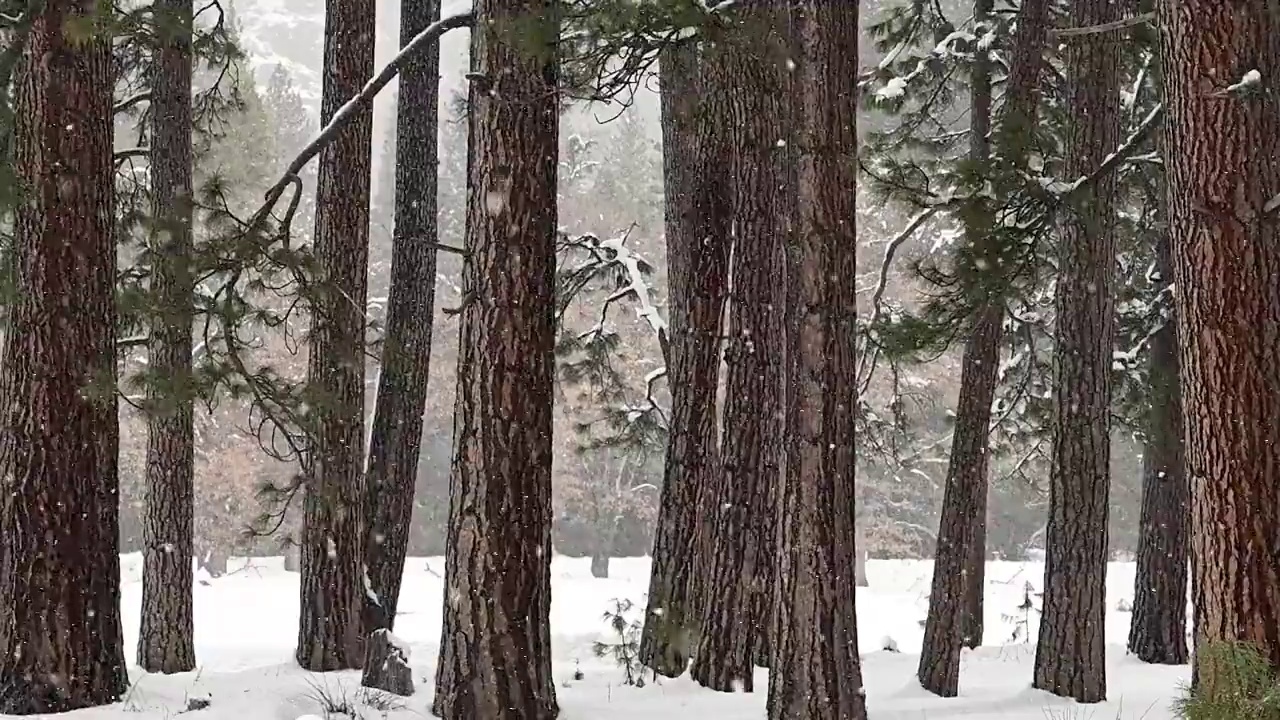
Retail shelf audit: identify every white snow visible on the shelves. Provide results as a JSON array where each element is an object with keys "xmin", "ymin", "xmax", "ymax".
[{"xmin": 69, "ymin": 555, "xmax": 1189, "ymax": 720}]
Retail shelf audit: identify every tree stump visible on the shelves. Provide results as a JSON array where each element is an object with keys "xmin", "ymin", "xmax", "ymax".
[
  {"xmin": 590, "ymin": 553, "xmax": 610, "ymax": 579},
  {"xmin": 361, "ymin": 629, "xmax": 414, "ymax": 696}
]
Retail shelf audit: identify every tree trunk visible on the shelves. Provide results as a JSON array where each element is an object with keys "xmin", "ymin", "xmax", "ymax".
[
  {"xmin": 429, "ymin": 1, "xmax": 560, "ymax": 717},
  {"xmin": 297, "ymin": 0, "xmax": 376, "ymax": 672},
  {"xmin": 767, "ymin": 3, "xmax": 865, "ymax": 718},
  {"xmin": 590, "ymin": 553, "xmax": 610, "ymax": 579},
  {"xmin": 1161, "ymin": 0, "xmax": 1280, "ymax": 679},
  {"xmin": 690, "ymin": 4, "xmax": 788, "ymax": 692},
  {"xmin": 1127, "ymin": 198, "xmax": 1188, "ymax": 666},
  {"xmin": 917, "ymin": 0, "xmax": 1048, "ymax": 698},
  {"xmin": 138, "ymin": 0, "xmax": 198, "ymax": 675},
  {"xmin": 639, "ymin": 42, "xmax": 730, "ymax": 678},
  {"xmin": 1032, "ymin": 0, "xmax": 1121, "ymax": 703},
  {"xmin": 363, "ymin": 0, "xmax": 442, "ymax": 635},
  {"xmin": 0, "ymin": 0, "xmax": 130, "ymax": 709}
]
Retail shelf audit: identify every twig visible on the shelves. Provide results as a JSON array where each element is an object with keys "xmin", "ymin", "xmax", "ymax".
[
  {"xmin": 1050, "ymin": 11, "xmax": 1155, "ymax": 39},
  {"xmin": 114, "ymin": 91, "xmax": 152, "ymax": 115}
]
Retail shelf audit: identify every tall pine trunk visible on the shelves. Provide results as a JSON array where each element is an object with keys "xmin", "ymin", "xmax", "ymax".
[
  {"xmin": 1161, "ymin": 0, "xmax": 1280, "ymax": 679},
  {"xmin": 917, "ymin": 0, "xmax": 1049, "ymax": 698},
  {"xmin": 690, "ymin": 2, "xmax": 788, "ymax": 691},
  {"xmin": 430, "ymin": 1, "xmax": 560, "ymax": 716},
  {"xmin": 767, "ymin": 2, "xmax": 865, "ymax": 718},
  {"xmin": 1032, "ymin": 0, "xmax": 1121, "ymax": 702},
  {"xmin": 1127, "ymin": 199, "xmax": 1188, "ymax": 665},
  {"xmin": 297, "ymin": 0, "xmax": 376, "ymax": 671},
  {"xmin": 138, "ymin": 0, "xmax": 198, "ymax": 674},
  {"xmin": 362, "ymin": 0, "xmax": 442, "ymax": 634},
  {"xmin": 0, "ymin": 0, "xmax": 130, "ymax": 709},
  {"xmin": 639, "ymin": 42, "xmax": 730, "ymax": 678}
]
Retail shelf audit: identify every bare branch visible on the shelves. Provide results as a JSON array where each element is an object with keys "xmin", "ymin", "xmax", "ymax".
[
  {"xmin": 1051, "ymin": 11, "xmax": 1155, "ymax": 39},
  {"xmin": 114, "ymin": 91, "xmax": 152, "ymax": 115}
]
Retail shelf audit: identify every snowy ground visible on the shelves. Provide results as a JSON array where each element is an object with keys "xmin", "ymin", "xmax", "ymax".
[{"xmin": 54, "ymin": 556, "xmax": 1188, "ymax": 720}]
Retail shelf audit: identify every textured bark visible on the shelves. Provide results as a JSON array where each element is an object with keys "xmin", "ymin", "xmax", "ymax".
[
  {"xmin": 767, "ymin": 3, "xmax": 864, "ymax": 718},
  {"xmin": 1127, "ymin": 209, "xmax": 1188, "ymax": 666},
  {"xmin": 639, "ymin": 42, "xmax": 730, "ymax": 678},
  {"xmin": 361, "ymin": 629, "xmax": 415, "ymax": 696},
  {"xmin": 1160, "ymin": 0, "xmax": 1280, "ymax": 679},
  {"xmin": 297, "ymin": 0, "xmax": 376, "ymax": 671},
  {"xmin": 138, "ymin": 0, "xmax": 197, "ymax": 675},
  {"xmin": 1033, "ymin": 0, "xmax": 1121, "ymax": 703},
  {"xmin": 429, "ymin": 1, "xmax": 560, "ymax": 717},
  {"xmin": 363, "ymin": 0, "xmax": 442, "ymax": 634},
  {"xmin": 0, "ymin": 0, "xmax": 130, "ymax": 710},
  {"xmin": 690, "ymin": 4, "xmax": 788, "ymax": 692},
  {"xmin": 917, "ymin": 305, "xmax": 999, "ymax": 697},
  {"xmin": 917, "ymin": 0, "xmax": 1047, "ymax": 698}
]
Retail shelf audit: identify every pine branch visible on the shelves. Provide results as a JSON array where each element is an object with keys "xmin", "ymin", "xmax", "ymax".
[
  {"xmin": 1050, "ymin": 11, "xmax": 1155, "ymax": 39},
  {"xmin": 253, "ymin": 10, "xmax": 474, "ymax": 228}
]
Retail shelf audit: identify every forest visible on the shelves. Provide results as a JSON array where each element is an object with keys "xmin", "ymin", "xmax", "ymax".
[{"xmin": 0, "ymin": 0, "xmax": 1274, "ymax": 719}]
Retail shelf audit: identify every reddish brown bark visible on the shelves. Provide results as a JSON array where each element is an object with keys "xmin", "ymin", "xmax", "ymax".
[
  {"xmin": 297, "ymin": 0, "xmax": 376, "ymax": 671},
  {"xmin": 1160, "ymin": 0, "xmax": 1280, "ymax": 679},
  {"xmin": 138, "ymin": 0, "xmax": 198, "ymax": 675},
  {"xmin": 0, "ymin": 0, "xmax": 130, "ymax": 709},
  {"xmin": 1033, "ymin": 0, "xmax": 1122, "ymax": 703},
  {"xmin": 766, "ymin": 2, "xmax": 865, "ymax": 718},
  {"xmin": 639, "ymin": 41, "xmax": 730, "ymax": 677},
  {"xmin": 691, "ymin": 2, "xmax": 789, "ymax": 691},
  {"xmin": 430, "ymin": 1, "xmax": 560, "ymax": 716}
]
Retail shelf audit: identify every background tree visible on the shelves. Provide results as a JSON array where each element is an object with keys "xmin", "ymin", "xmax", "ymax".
[
  {"xmin": 693, "ymin": 1, "xmax": 789, "ymax": 690},
  {"xmin": 296, "ymin": 0, "xmax": 376, "ymax": 671},
  {"xmin": 430, "ymin": 0, "xmax": 560, "ymax": 715},
  {"xmin": 0, "ymin": 0, "xmax": 130, "ymax": 709},
  {"xmin": 137, "ymin": 0, "xmax": 198, "ymax": 674},
  {"xmin": 915, "ymin": 0, "xmax": 1051, "ymax": 697},
  {"xmin": 638, "ymin": 40, "xmax": 729, "ymax": 678},
  {"xmin": 362, "ymin": 0, "xmax": 443, "ymax": 634},
  {"xmin": 1033, "ymin": 0, "xmax": 1122, "ymax": 702}
]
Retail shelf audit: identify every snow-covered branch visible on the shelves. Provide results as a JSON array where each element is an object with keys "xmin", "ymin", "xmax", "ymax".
[{"xmin": 253, "ymin": 10, "xmax": 474, "ymax": 227}]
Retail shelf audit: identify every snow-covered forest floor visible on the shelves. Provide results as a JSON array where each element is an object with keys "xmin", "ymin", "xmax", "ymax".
[{"xmin": 56, "ymin": 557, "xmax": 1187, "ymax": 720}]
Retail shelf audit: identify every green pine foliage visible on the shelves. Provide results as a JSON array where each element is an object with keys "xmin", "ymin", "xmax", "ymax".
[{"xmin": 1178, "ymin": 643, "xmax": 1280, "ymax": 720}]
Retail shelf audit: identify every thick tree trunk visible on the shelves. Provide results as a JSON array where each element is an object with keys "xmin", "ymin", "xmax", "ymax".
[
  {"xmin": 690, "ymin": 4, "xmax": 788, "ymax": 692},
  {"xmin": 297, "ymin": 0, "xmax": 376, "ymax": 672},
  {"xmin": 1033, "ymin": 0, "xmax": 1121, "ymax": 703},
  {"xmin": 1127, "ymin": 214, "xmax": 1188, "ymax": 665},
  {"xmin": 767, "ymin": 3, "xmax": 865, "ymax": 718},
  {"xmin": 917, "ymin": 0, "xmax": 1047, "ymax": 698},
  {"xmin": 639, "ymin": 42, "xmax": 730, "ymax": 678},
  {"xmin": 363, "ymin": 0, "xmax": 442, "ymax": 635},
  {"xmin": 1161, "ymin": 0, "xmax": 1280, "ymax": 679},
  {"xmin": 138, "ymin": 0, "xmax": 198, "ymax": 675},
  {"xmin": 429, "ymin": 1, "xmax": 560, "ymax": 717},
  {"xmin": 0, "ymin": 0, "xmax": 130, "ymax": 709}
]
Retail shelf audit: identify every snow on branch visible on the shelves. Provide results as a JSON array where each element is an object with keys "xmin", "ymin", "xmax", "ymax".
[{"xmin": 251, "ymin": 10, "xmax": 474, "ymax": 230}]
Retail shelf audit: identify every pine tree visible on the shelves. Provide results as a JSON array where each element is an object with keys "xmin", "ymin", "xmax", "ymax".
[
  {"xmin": 296, "ymin": 0, "xmax": 377, "ymax": 671},
  {"xmin": 1033, "ymin": 0, "xmax": 1123, "ymax": 702},
  {"xmin": 637, "ymin": 41, "xmax": 730, "ymax": 678},
  {"xmin": 1162, "ymin": 0, "xmax": 1280, "ymax": 678},
  {"xmin": 767, "ymin": 2, "xmax": 865, "ymax": 718},
  {"xmin": 0, "ymin": 0, "xmax": 130, "ymax": 710},
  {"xmin": 138, "ymin": 0, "xmax": 198, "ymax": 674},
  {"xmin": 691, "ymin": 1, "xmax": 789, "ymax": 690},
  {"xmin": 430, "ymin": 0, "xmax": 560, "ymax": 715},
  {"xmin": 363, "ymin": 0, "xmax": 442, "ymax": 635}
]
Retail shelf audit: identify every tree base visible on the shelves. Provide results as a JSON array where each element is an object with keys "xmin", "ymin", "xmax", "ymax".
[
  {"xmin": 590, "ymin": 554, "xmax": 610, "ymax": 578},
  {"xmin": 362, "ymin": 630, "xmax": 414, "ymax": 696}
]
